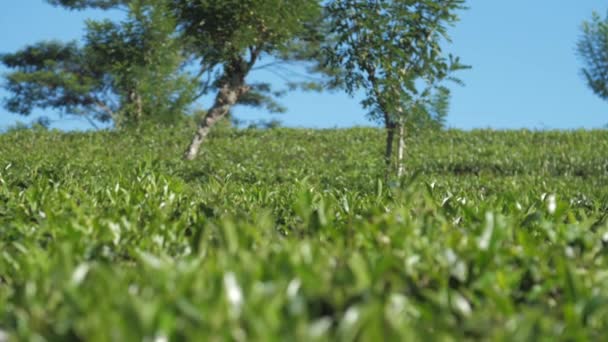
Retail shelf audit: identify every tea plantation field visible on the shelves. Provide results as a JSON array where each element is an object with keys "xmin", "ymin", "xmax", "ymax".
[{"xmin": 0, "ymin": 125, "xmax": 607, "ymax": 340}]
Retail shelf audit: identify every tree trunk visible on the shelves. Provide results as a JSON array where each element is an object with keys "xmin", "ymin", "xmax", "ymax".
[
  {"xmin": 183, "ymin": 52, "xmax": 260, "ymax": 160},
  {"xmin": 397, "ymin": 122, "xmax": 406, "ymax": 178},
  {"xmin": 184, "ymin": 82, "xmax": 249, "ymax": 160},
  {"xmin": 128, "ymin": 90, "xmax": 143, "ymax": 122},
  {"xmin": 384, "ymin": 122, "xmax": 396, "ymax": 178},
  {"xmin": 135, "ymin": 93, "xmax": 143, "ymax": 121}
]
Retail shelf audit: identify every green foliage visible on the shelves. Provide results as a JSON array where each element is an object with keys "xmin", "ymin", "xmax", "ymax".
[
  {"xmin": 173, "ymin": 0, "xmax": 322, "ymax": 65},
  {"xmin": 172, "ymin": 0, "xmax": 329, "ymax": 111},
  {"xmin": 1, "ymin": 41, "xmax": 112, "ymax": 121},
  {"xmin": 30, "ymin": 0, "xmax": 332, "ymax": 127},
  {"xmin": 325, "ymin": 0, "xmax": 468, "ymax": 126},
  {"xmin": 46, "ymin": 0, "xmax": 127, "ymax": 10},
  {"xmin": 407, "ymin": 85, "xmax": 451, "ymax": 131},
  {"xmin": 578, "ymin": 11, "xmax": 608, "ymax": 102},
  {"xmin": 2, "ymin": 0, "xmax": 196, "ymax": 127},
  {"xmin": 83, "ymin": 0, "xmax": 198, "ymax": 126},
  {"xmin": 1, "ymin": 126, "xmax": 608, "ymax": 339}
]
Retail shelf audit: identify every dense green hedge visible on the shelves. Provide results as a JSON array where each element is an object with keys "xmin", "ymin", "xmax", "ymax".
[{"xmin": 0, "ymin": 125, "xmax": 607, "ymax": 340}]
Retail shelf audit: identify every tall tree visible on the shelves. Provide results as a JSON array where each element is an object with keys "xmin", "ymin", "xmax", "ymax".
[
  {"xmin": 172, "ymin": 0, "xmax": 327, "ymax": 160},
  {"xmin": 324, "ymin": 0, "xmax": 468, "ymax": 177},
  {"xmin": 1, "ymin": 0, "xmax": 196, "ymax": 127},
  {"xmin": 577, "ymin": 11, "xmax": 608, "ymax": 102}
]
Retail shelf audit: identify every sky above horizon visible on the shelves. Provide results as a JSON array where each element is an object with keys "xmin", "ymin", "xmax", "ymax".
[{"xmin": 1, "ymin": 0, "xmax": 607, "ymax": 131}]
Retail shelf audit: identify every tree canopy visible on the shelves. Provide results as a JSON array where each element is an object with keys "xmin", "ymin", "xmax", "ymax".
[
  {"xmin": 2, "ymin": 0, "xmax": 196, "ymax": 127},
  {"xmin": 175, "ymin": 0, "xmax": 330, "ymax": 159},
  {"xmin": 46, "ymin": 0, "xmax": 127, "ymax": 10},
  {"xmin": 1, "ymin": 40, "xmax": 114, "ymax": 124},
  {"xmin": 3, "ymin": 0, "xmax": 330, "ymax": 131},
  {"xmin": 577, "ymin": 11, "xmax": 608, "ymax": 102}
]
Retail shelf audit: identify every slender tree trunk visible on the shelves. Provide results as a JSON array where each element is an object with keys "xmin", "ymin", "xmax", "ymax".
[
  {"xmin": 384, "ymin": 122, "xmax": 396, "ymax": 178},
  {"xmin": 128, "ymin": 90, "xmax": 144, "ymax": 122},
  {"xmin": 184, "ymin": 52, "xmax": 260, "ymax": 160},
  {"xmin": 397, "ymin": 122, "xmax": 406, "ymax": 178},
  {"xmin": 136, "ymin": 93, "xmax": 143, "ymax": 121},
  {"xmin": 184, "ymin": 81, "xmax": 249, "ymax": 160}
]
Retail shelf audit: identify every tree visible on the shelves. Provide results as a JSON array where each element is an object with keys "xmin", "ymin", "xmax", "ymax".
[
  {"xmin": 577, "ymin": 11, "xmax": 608, "ymax": 102},
  {"xmin": 1, "ymin": 0, "xmax": 196, "ymax": 128},
  {"xmin": 82, "ymin": 0, "xmax": 198, "ymax": 126},
  {"xmin": 45, "ymin": 0, "xmax": 331, "ymax": 150},
  {"xmin": 324, "ymin": 0, "xmax": 468, "ymax": 177},
  {"xmin": 172, "ymin": 0, "xmax": 327, "ymax": 160}
]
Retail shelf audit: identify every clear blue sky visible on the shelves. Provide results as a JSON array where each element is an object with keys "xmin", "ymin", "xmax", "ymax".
[{"xmin": 1, "ymin": 0, "xmax": 607, "ymax": 131}]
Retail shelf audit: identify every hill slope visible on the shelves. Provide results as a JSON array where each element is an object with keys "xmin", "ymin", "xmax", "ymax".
[{"xmin": 0, "ymin": 126, "xmax": 607, "ymax": 340}]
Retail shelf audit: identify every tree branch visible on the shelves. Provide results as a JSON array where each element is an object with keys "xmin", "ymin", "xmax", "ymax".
[{"xmin": 94, "ymin": 100, "xmax": 117, "ymax": 122}]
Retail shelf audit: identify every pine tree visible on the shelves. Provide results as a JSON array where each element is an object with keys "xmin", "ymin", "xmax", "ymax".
[{"xmin": 1, "ymin": 0, "xmax": 196, "ymax": 128}]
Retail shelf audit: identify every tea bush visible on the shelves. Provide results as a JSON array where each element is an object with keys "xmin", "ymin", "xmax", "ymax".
[{"xmin": 0, "ymin": 125, "xmax": 607, "ymax": 340}]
